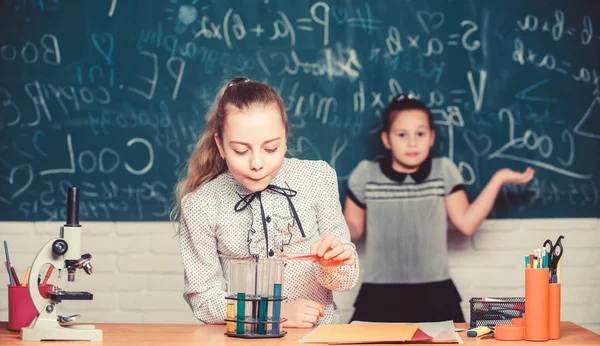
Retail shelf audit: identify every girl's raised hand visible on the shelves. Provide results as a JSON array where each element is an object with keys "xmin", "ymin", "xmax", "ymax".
[
  {"xmin": 281, "ymin": 299, "xmax": 324, "ymax": 328},
  {"xmin": 495, "ymin": 167, "xmax": 535, "ymax": 185},
  {"xmin": 310, "ymin": 234, "xmax": 355, "ymax": 267}
]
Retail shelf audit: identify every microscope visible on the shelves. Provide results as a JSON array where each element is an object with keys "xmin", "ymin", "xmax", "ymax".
[{"xmin": 21, "ymin": 187, "xmax": 103, "ymax": 341}]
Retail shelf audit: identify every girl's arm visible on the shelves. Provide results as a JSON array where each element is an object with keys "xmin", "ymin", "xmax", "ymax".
[
  {"xmin": 446, "ymin": 167, "xmax": 535, "ymax": 236},
  {"xmin": 344, "ymin": 196, "xmax": 366, "ymax": 242},
  {"xmin": 179, "ymin": 194, "xmax": 227, "ymax": 324},
  {"xmin": 344, "ymin": 160, "xmax": 369, "ymax": 242},
  {"xmin": 314, "ymin": 161, "xmax": 360, "ymax": 291}
]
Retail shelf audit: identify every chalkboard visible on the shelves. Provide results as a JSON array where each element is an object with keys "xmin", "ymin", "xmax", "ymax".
[{"xmin": 1, "ymin": 0, "xmax": 599, "ymax": 221}]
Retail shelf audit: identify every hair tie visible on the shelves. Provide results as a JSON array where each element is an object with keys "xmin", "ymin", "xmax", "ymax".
[
  {"xmin": 396, "ymin": 93, "xmax": 415, "ymax": 101},
  {"xmin": 228, "ymin": 78, "xmax": 250, "ymax": 88}
]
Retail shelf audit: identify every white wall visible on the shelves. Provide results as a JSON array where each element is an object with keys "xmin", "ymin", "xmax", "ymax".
[{"xmin": 1, "ymin": 219, "xmax": 599, "ymax": 334}]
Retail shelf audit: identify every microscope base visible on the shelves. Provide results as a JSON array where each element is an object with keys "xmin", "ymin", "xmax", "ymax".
[{"xmin": 21, "ymin": 323, "xmax": 102, "ymax": 341}]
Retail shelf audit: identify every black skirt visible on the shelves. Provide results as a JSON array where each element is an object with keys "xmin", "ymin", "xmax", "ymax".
[{"xmin": 350, "ymin": 279, "xmax": 465, "ymax": 323}]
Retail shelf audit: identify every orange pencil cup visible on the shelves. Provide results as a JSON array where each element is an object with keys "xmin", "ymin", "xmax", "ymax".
[
  {"xmin": 549, "ymin": 283, "xmax": 561, "ymax": 339},
  {"xmin": 7, "ymin": 284, "xmax": 53, "ymax": 332},
  {"xmin": 524, "ymin": 268, "xmax": 549, "ymax": 341}
]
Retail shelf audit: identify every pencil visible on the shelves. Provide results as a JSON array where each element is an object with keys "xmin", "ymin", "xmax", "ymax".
[
  {"xmin": 10, "ymin": 267, "xmax": 21, "ymax": 286},
  {"xmin": 22, "ymin": 266, "xmax": 31, "ymax": 287},
  {"xmin": 4, "ymin": 261, "xmax": 15, "ymax": 286},
  {"xmin": 3, "ymin": 241, "xmax": 15, "ymax": 286},
  {"xmin": 42, "ymin": 265, "xmax": 54, "ymax": 285}
]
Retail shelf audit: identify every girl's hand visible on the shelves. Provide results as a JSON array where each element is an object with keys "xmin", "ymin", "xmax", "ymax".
[
  {"xmin": 281, "ymin": 299, "xmax": 324, "ymax": 328},
  {"xmin": 310, "ymin": 234, "xmax": 356, "ymax": 267},
  {"xmin": 495, "ymin": 167, "xmax": 535, "ymax": 185}
]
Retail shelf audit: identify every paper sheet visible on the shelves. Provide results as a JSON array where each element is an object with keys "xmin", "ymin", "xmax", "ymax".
[
  {"xmin": 299, "ymin": 323, "xmax": 420, "ymax": 344},
  {"xmin": 351, "ymin": 320, "xmax": 464, "ymax": 344}
]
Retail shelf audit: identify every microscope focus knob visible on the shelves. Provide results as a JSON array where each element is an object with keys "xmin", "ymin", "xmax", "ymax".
[{"xmin": 52, "ymin": 239, "xmax": 69, "ymax": 256}]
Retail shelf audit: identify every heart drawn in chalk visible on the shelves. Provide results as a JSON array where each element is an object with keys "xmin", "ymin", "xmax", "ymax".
[
  {"xmin": 416, "ymin": 11, "xmax": 445, "ymax": 34},
  {"xmin": 91, "ymin": 32, "xmax": 115, "ymax": 65},
  {"xmin": 255, "ymin": 50, "xmax": 288, "ymax": 77},
  {"xmin": 294, "ymin": 136, "xmax": 323, "ymax": 160},
  {"xmin": 0, "ymin": 164, "xmax": 34, "ymax": 204},
  {"xmin": 464, "ymin": 131, "xmax": 492, "ymax": 157},
  {"xmin": 331, "ymin": 7, "xmax": 348, "ymax": 25}
]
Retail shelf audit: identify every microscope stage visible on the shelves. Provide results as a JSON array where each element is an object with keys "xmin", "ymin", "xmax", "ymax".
[{"xmin": 49, "ymin": 291, "xmax": 93, "ymax": 301}]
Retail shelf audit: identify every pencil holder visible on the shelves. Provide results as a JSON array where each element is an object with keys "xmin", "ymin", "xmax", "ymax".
[
  {"xmin": 469, "ymin": 297, "xmax": 525, "ymax": 328},
  {"xmin": 225, "ymin": 258, "xmax": 287, "ymax": 338},
  {"xmin": 548, "ymin": 283, "xmax": 561, "ymax": 339},
  {"xmin": 7, "ymin": 284, "xmax": 54, "ymax": 332},
  {"xmin": 494, "ymin": 325, "xmax": 524, "ymax": 341},
  {"xmin": 524, "ymin": 268, "xmax": 549, "ymax": 341}
]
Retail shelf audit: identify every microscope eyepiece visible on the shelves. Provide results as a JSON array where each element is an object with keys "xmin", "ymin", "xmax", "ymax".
[{"xmin": 65, "ymin": 187, "xmax": 81, "ymax": 227}]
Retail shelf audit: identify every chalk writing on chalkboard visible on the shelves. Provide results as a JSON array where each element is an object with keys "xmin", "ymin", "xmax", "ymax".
[{"xmin": 0, "ymin": 0, "xmax": 598, "ymax": 221}]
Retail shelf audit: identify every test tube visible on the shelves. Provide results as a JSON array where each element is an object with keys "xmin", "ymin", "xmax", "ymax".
[
  {"xmin": 225, "ymin": 263, "xmax": 236, "ymax": 334},
  {"xmin": 246, "ymin": 259, "xmax": 257, "ymax": 334},
  {"xmin": 271, "ymin": 258, "xmax": 284, "ymax": 335},
  {"xmin": 226, "ymin": 266, "xmax": 236, "ymax": 334},
  {"xmin": 267, "ymin": 259, "xmax": 275, "ymax": 332},
  {"xmin": 257, "ymin": 259, "xmax": 270, "ymax": 334},
  {"xmin": 227, "ymin": 259, "xmax": 247, "ymax": 334}
]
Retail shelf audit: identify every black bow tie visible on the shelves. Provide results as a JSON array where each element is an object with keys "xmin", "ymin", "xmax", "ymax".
[{"xmin": 234, "ymin": 184, "xmax": 306, "ymax": 257}]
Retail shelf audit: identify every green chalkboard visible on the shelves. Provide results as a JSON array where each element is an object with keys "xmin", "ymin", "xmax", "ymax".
[{"xmin": 1, "ymin": 0, "xmax": 599, "ymax": 221}]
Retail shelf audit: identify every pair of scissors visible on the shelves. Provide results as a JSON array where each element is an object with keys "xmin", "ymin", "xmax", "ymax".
[{"xmin": 543, "ymin": 235, "xmax": 564, "ymax": 269}]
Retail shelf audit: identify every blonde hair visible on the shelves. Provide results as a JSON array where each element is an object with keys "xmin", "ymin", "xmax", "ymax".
[{"xmin": 171, "ymin": 77, "xmax": 288, "ymax": 223}]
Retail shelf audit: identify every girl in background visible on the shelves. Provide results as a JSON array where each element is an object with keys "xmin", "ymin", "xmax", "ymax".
[
  {"xmin": 344, "ymin": 95, "xmax": 534, "ymax": 322},
  {"xmin": 173, "ymin": 77, "xmax": 359, "ymax": 328}
]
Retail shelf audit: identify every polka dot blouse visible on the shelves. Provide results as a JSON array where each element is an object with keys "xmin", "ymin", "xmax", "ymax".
[{"xmin": 179, "ymin": 158, "xmax": 359, "ymax": 325}]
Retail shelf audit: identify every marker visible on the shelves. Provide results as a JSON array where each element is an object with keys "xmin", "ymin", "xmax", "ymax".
[
  {"xmin": 467, "ymin": 326, "xmax": 492, "ymax": 337},
  {"xmin": 480, "ymin": 332, "xmax": 495, "ymax": 340}
]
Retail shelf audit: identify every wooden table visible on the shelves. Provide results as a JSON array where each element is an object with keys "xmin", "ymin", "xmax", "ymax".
[{"xmin": 1, "ymin": 322, "xmax": 599, "ymax": 345}]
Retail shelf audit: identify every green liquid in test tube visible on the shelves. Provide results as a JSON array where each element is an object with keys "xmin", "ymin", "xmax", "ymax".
[
  {"xmin": 236, "ymin": 293, "xmax": 245, "ymax": 334},
  {"xmin": 272, "ymin": 283, "xmax": 282, "ymax": 334},
  {"xmin": 229, "ymin": 259, "xmax": 249, "ymax": 335},
  {"xmin": 271, "ymin": 258, "xmax": 284, "ymax": 335},
  {"xmin": 257, "ymin": 258, "xmax": 270, "ymax": 334},
  {"xmin": 258, "ymin": 296, "xmax": 268, "ymax": 334}
]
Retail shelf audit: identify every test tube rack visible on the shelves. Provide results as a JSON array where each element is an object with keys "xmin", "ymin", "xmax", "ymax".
[{"xmin": 224, "ymin": 294, "xmax": 287, "ymax": 338}]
